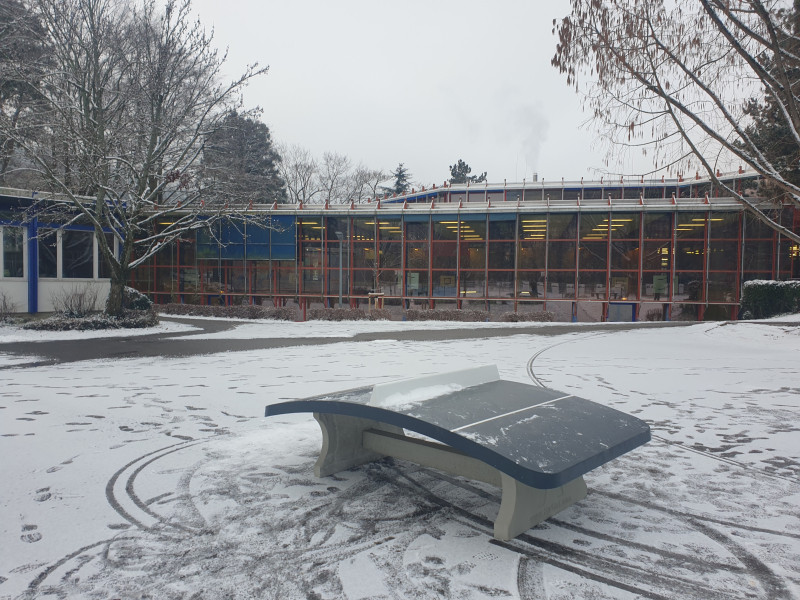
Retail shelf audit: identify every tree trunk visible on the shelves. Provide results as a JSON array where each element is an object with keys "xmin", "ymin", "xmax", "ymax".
[{"xmin": 105, "ymin": 274, "xmax": 127, "ymax": 316}]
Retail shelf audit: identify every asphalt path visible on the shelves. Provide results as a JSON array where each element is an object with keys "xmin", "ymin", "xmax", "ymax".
[{"xmin": 0, "ymin": 317, "xmax": 710, "ymax": 368}]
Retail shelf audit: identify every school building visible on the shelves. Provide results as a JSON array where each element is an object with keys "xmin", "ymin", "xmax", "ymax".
[{"xmin": 2, "ymin": 171, "xmax": 798, "ymax": 321}]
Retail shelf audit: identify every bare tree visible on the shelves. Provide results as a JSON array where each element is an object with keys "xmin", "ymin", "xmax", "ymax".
[
  {"xmin": 275, "ymin": 143, "xmax": 388, "ymax": 204},
  {"xmin": 0, "ymin": 0, "xmax": 268, "ymax": 314},
  {"xmin": 319, "ymin": 151, "xmax": 351, "ymax": 204},
  {"xmin": 552, "ymin": 0, "xmax": 800, "ymax": 243},
  {"xmin": 349, "ymin": 165, "xmax": 388, "ymax": 203},
  {"xmin": 277, "ymin": 143, "xmax": 322, "ymax": 204}
]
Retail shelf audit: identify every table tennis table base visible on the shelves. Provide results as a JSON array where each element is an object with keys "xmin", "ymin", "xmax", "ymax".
[{"xmin": 313, "ymin": 412, "xmax": 587, "ymax": 540}]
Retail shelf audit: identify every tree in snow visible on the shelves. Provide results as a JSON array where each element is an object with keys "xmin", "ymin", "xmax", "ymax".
[
  {"xmin": 277, "ymin": 143, "xmax": 386, "ymax": 204},
  {"xmin": 388, "ymin": 163, "xmax": 412, "ymax": 195},
  {"xmin": 277, "ymin": 143, "xmax": 321, "ymax": 205},
  {"xmin": 348, "ymin": 165, "xmax": 388, "ymax": 203},
  {"xmin": 203, "ymin": 110, "xmax": 286, "ymax": 205},
  {"xmin": 738, "ymin": 2, "xmax": 800, "ymax": 197},
  {"xmin": 0, "ymin": 0, "xmax": 268, "ymax": 315},
  {"xmin": 0, "ymin": 0, "xmax": 49, "ymax": 186},
  {"xmin": 552, "ymin": 0, "xmax": 800, "ymax": 243},
  {"xmin": 448, "ymin": 159, "xmax": 487, "ymax": 185},
  {"xmin": 318, "ymin": 151, "xmax": 352, "ymax": 205}
]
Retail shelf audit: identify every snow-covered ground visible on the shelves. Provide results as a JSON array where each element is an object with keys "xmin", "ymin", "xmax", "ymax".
[
  {"xmin": 0, "ymin": 319, "xmax": 196, "ymax": 344},
  {"xmin": 1, "ymin": 318, "xmax": 798, "ymax": 599}
]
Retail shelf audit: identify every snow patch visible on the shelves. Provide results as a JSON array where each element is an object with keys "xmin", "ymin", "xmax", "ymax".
[{"xmin": 372, "ymin": 383, "xmax": 464, "ymax": 410}]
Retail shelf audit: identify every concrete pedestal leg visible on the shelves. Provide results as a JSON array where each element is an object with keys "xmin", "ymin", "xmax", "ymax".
[
  {"xmin": 312, "ymin": 413, "xmax": 403, "ymax": 477},
  {"xmin": 494, "ymin": 474, "xmax": 587, "ymax": 541}
]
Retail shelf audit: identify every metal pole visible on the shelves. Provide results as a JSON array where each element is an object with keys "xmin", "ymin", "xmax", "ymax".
[{"xmin": 336, "ymin": 231, "xmax": 343, "ymax": 308}]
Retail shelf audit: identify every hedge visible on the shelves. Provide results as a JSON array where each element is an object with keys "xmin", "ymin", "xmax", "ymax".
[
  {"xmin": 307, "ymin": 308, "xmax": 390, "ymax": 321},
  {"xmin": 158, "ymin": 303, "xmax": 299, "ymax": 321},
  {"xmin": 740, "ymin": 280, "xmax": 800, "ymax": 319},
  {"xmin": 24, "ymin": 309, "xmax": 158, "ymax": 331}
]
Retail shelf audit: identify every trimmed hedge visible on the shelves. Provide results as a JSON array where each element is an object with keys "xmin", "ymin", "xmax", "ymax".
[
  {"xmin": 24, "ymin": 309, "xmax": 158, "ymax": 331},
  {"xmin": 158, "ymin": 303, "xmax": 299, "ymax": 321},
  {"xmin": 307, "ymin": 308, "xmax": 390, "ymax": 321},
  {"xmin": 156, "ymin": 303, "xmax": 558, "ymax": 323},
  {"xmin": 498, "ymin": 311, "xmax": 556, "ymax": 323},
  {"xmin": 404, "ymin": 309, "xmax": 489, "ymax": 322},
  {"xmin": 740, "ymin": 280, "xmax": 800, "ymax": 319}
]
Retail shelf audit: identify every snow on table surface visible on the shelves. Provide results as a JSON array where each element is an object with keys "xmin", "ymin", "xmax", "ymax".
[{"xmin": 0, "ymin": 318, "xmax": 799, "ymax": 599}]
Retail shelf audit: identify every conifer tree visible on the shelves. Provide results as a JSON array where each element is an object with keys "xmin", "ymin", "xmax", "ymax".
[
  {"xmin": 204, "ymin": 111, "xmax": 286, "ymax": 205},
  {"xmin": 389, "ymin": 163, "xmax": 411, "ymax": 195},
  {"xmin": 448, "ymin": 159, "xmax": 487, "ymax": 184}
]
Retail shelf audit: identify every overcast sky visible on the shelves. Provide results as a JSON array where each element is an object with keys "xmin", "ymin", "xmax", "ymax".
[{"xmin": 191, "ymin": 0, "xmax": 641, "ymax": 187}]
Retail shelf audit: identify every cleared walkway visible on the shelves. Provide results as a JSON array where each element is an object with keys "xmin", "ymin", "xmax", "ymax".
[{"xmin": 0, "ymin": 317, "xmax": 700, "ymax": 366}]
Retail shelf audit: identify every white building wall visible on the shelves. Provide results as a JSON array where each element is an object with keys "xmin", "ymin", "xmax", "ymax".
[
  {"xmin": 1, "ymin": 280, "xmax": 28, "ymax": 313},
  {"xmin": 37, "ymin": 280, "xmax": 111, "ymax": 313}
]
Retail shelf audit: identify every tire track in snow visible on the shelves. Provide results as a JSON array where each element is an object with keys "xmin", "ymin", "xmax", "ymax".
[
  {"xmin": 105, "ymin": 439, "xmax": 206, "ymax": 533},
  {"xmin": 526, "ymin": 334, "xmax": 800, "ymax": 486},
  {"xmin": 522, "ymin": 333, "xmax": 798, "ymax": 599}
]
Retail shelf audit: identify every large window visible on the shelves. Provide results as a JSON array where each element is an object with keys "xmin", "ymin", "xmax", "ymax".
[
  {"xmin": 3, "ymin": 227, "xmax": 24, "ymax": 277},
  {"xmin": 38, "ymin": 230, "xmax": 58, "ymax": 278},
  {"xmin": 62, "ymin": 230, "xmax": 94, "ymax": 278}
]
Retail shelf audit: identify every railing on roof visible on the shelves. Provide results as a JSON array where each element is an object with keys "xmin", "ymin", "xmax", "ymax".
[
  {"xmin": 2, "ymin": 169, "xmax": 765, "ymax": 215},
  {"xmin": 253, "ymin": 168, "xmax": 761, "ymax": 213},
  {"xmin": 251, "ymin": 196, "xmax": 749, "ymax": 214}
]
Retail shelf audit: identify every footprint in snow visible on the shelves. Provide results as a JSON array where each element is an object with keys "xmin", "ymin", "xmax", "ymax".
[{"xmin": 20, "ymin": 524, "xmax": 42, "ymax": 543}]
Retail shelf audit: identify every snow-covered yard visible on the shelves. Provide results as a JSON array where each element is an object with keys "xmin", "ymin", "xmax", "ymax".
[{"xmin": 1, "ymin": 317, "xmax": 798, "ymax": 599}]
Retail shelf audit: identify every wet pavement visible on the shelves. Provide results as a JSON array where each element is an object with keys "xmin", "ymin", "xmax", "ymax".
[{"xmin": 0, "ymin": 317, "xmax": 706, "ymax": 367}]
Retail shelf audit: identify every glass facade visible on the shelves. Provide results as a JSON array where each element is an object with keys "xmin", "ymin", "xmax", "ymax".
[
  {"xmin": 129, "ymin": 204, "xmax": 800, "ymax": 322},
  {"xmin": 1, "ymin": 174, "xmax": 797, "ymax": 319}
]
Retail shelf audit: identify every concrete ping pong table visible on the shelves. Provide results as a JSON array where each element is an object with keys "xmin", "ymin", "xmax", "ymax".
[{"xmin": 264, "ymin": 365, "xmax": 650, "ymax": 540}]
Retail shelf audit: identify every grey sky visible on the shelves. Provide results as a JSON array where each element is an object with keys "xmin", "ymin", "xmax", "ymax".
[{"xmin": 192, "ymin": 0, "xmax": 633, "ymax": 186}]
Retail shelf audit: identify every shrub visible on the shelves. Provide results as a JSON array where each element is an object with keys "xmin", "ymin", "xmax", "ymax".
[
  {"xmin": 498, "ymin": 311, "xmax": 556, "ymax": 323},
  {"xmin": 644, "ymin": 309, "xmax": 663, "ymax": 322},
  {"xmin": 123, "ymin": 286, "xmax": 153, "ymax": 311},
  {"xmin": 23, "ymin": 309, "xmax": 158, "ymax": 331},
  {"xmin": 368, "ymin": 308, "xmax": 392, "ymax": 321},
  {"xmin": 158, "ymin": 303, "xmax": 299, "ymax": 321},
  {"xmin": 740, "ymin": 280, "xmax": 800, "ymax": 319},
  {"xmin": 0, "ymin": 291, "xmax": 18, "ymax": 322},
  {"xmin": 307, "ymin": 308, "xmax": 391, "ymax": 321},
  {"xmin": 51, "ymin": 284, "xmax": 98, "ymax": 317},
  {"xmin": 308, "ymin": 308, "xmax": 365, "ymax": 321},
  {"xmin": 404, "ymin": 309, "xmax": 489, "ymax": 322}
]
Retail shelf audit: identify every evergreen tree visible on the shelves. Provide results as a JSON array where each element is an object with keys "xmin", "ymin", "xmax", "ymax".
[
  {"xmin": 0, "ymin": 0, "xmax": 48, "ymax": 186},
  {"xmin": 449, "ymin": 159, "xmax": 487, "ymax": 184},
  {"xmin": 204, "ymin": 111, "xmax": 286, "ymax": 204},
  {"xmin": 739, "ymin": 1, "xmax": 800, "ymax": 194},
  {"xmin": 553, "ymin": 0, "xmax": 800, "ymax": 243},
  {"xmin": 389, "ymin": 162, "xmax": 411, "ymax": 195}
]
